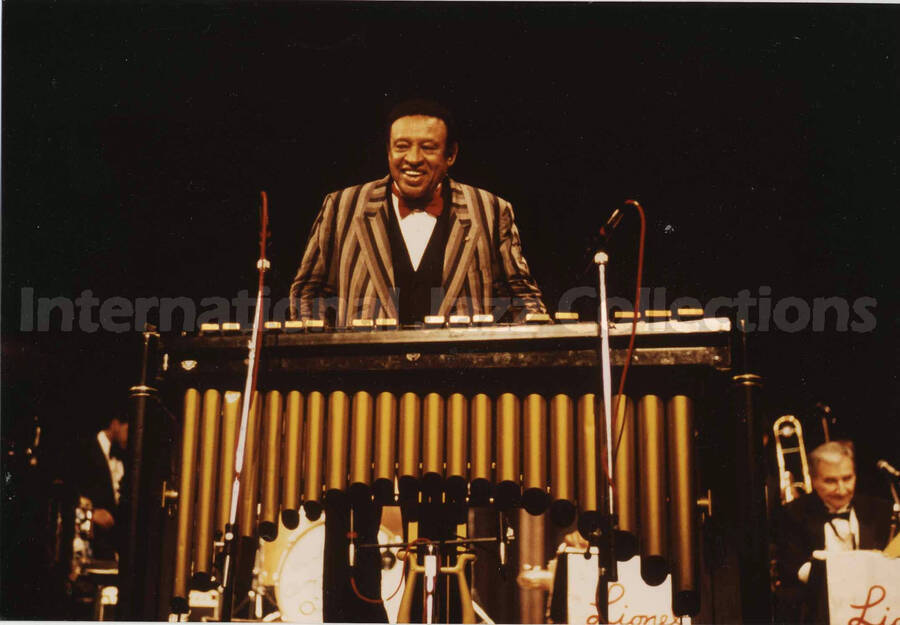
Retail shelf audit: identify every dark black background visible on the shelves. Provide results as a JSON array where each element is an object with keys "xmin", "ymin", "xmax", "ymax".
[{"xmin": 2, "ymin": 2, "xmax": 898, "ymax": 511}]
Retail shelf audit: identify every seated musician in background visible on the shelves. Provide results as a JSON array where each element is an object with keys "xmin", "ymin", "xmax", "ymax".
[
  {"xmin": 289, "ymin": 99, "xmax": 546, "ymax": 622},
  {"xmin": 72, "ymin": 413, "xmax": 129, "ymax": 562},
  {"xmin": 774, "ymin": 440, "xmax": 892, "ymax": 623}
]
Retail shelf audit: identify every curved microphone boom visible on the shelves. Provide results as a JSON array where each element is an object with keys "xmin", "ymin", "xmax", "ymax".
[
  {"xmin": 591, "ymin": 199, "xmax": 646, "ymax": 623},
  {"xmin": 597, "ymin": 207, "xmax": 625, "ymax": 243},
  {"xmin": 877, "ymin": 460, "xmax": 900, "ymax": 479}
]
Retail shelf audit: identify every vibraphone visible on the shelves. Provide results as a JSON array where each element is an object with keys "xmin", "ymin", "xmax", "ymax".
[{"xmin": 155, "ymin": 316, "xmax": 734, "ymax": 621}]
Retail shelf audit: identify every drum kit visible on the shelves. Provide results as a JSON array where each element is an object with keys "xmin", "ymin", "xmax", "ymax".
[
  {"xmin": 256, "ymin": 516, "xmax": 406, "ymax": 623},
  {"xmin": 64, "ymin": 496, "xmax": 120, "ymax": 620},
  {"xmin": 69, "ymin": 496, "xmax": 408, "ymax": 622}
]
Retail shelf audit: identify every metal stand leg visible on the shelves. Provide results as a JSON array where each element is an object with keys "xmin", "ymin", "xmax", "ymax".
[
  {"xmin": 397, "ymin": 548, "xmax": 478, "ymax": 624},
  {"xmin": 118, "ymin": 329, "xmax": 162, "ymax": 620}
]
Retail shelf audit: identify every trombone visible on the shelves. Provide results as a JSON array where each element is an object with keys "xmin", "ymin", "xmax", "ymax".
[{"xmin": 773, "ymin": 415, "xmax": 812, "ymax": 504}]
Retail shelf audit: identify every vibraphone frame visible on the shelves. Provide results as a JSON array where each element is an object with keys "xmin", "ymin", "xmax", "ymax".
[{"xmin": 117, "ymin": 318, "xmax": 772, "ymax": 623}]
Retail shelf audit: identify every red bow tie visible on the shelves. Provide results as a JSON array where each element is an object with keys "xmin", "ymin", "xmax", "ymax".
[{"xmin": 393, "ymin": 183, "xmax": 444, "ymax": 219}]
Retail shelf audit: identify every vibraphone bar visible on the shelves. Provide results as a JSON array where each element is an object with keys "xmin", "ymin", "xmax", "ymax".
[
  {"xmin": 160, "ymin": 318, "xmax": 731, "ymax": 619},
  {"xmin": 176, "ymin": 317, "xmax": 731, "ymax": 372}
]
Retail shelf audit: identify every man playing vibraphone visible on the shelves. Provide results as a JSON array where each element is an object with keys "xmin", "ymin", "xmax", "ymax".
[{"xmin": 290, "ymin": 98, "xmax": 546, "ymax": 622}]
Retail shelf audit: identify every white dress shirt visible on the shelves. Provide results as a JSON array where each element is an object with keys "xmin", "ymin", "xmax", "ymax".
[
  {"xmin": 823, "ymin": 508, "xmax": 859, "ymax": 552},
  {"xmin": 797, "ymin": 506, "xmax": 859, "ymax": 583},
  {"xmin": 391, "ymin": 192, "xmax": 438, "ymax": 271},
  {"xmin": 97, "ymin": 430, "xmax": 124, "ymax": 505}
]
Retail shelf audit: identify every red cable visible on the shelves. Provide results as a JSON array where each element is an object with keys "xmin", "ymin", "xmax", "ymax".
[
  {"xmin": 348, "ymin": 537, "xmax": 433, "ymax": 605},
  {"xmin": 596, "ymin": 199, "xmax": 647, "ymax": 625},
  {"xmin": 246, "ymin": 190, "xmax": 269, "ymax": 435},
  {"xmin": 610, "ymin": 199, "xmax": 646, "ymax": 472},
  {"xmin": 349, "ymin": 572, "xmax": 405, "ymax": 605}
]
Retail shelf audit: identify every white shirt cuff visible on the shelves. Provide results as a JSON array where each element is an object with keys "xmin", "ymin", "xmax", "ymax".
[{"xmin": 798, "ymin": 560, "xmax": 812, "ymax": 583}]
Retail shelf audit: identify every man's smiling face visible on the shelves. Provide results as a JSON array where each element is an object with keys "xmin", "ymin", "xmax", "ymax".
[{"xmin": 388, "ymin": 115, "xmax": 457, "ymax": 202}]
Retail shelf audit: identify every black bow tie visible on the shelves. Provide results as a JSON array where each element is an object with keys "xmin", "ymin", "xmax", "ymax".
[
  {"xmin": 827, "ymin": 510, "xmax": 851, "ymax": 521},
  {"xmin": 109, "ymin": 445, "xmax": 126, "ymax": 461}
]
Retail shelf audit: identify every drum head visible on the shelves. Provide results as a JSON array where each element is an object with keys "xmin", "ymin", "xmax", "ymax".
[
  {"xmin": 275, "ymin": 517, "xmax": 405, "ymax": 623},
  {"xmin": 275, "ymin": 521, "xmax": 326, "ymax": 622}
]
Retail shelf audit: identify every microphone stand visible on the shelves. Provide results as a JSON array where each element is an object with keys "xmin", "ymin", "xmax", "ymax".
[
  {"xmin": 592, "ymin": 249, "xmax": 618, "ymax": 623},
  {"xmin": 219, "ymin": 192, "xmax": 270, "ymax": 621},
  {"xmin": 888, "ymin": 480, "xmax": 900, "ymax": 543}
]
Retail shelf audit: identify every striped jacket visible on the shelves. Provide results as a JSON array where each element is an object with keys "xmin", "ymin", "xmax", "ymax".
[{"xmin": 289, "ymin": 175, "xmax": 546, "ymax": 326}]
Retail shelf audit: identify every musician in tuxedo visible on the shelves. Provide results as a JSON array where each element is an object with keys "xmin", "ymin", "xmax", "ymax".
[
  {"xmin": 72, "ymin": 414, "xmax": 129, "ymax": 561},
  {"xmin": 774, "ymin": 440, "xmax": 892, "ymax": 623},
  {"xmin": 289, "ymin": 99, "xmax": 546, "ymax": 622}
]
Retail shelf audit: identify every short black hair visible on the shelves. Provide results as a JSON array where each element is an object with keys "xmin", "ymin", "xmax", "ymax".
[
  {"xmin": 386, "ymin": 98, "xmax": 458, "ymax": 154},
  {"xmin": 108, "ymin": 396, "xmax": 132, "ymax": 425}
]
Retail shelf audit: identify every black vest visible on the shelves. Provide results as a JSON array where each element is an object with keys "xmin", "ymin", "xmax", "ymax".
[{"xmin": 386, "ymin": 187, "xmax": 451, "ymax": 325}]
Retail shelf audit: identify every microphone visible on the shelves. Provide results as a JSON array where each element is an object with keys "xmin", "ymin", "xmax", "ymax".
[
  {"xmin": 497, "ymin": 512, "xmax": 511, "ymax": 573},
  {"xmin": 876, "ymin": 460, "xmax": 900, "ymax": 479},
  {"xmin": 597, "ymin": 208, "xmax": 625, "ymax": 243},
  {"xmin": 348, "ymin": 508, "xmax": 357, "ymax": 568}
]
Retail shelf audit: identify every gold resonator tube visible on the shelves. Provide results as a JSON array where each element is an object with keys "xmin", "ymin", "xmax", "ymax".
[
  {"xmin": 372, "ymin": 392, "xmax": 397, "ymax": 504},
  {"xmin": 522, "ymin": 393, "xmax": 549, "ymax": 515},
  {"xmin": 281, "ymin": 391, "xmax": 303, "ymax": 529},
  {"xmin": 421, "ymin": 392, "xmax": 445, "ymax": 499},
  {"xmin": 259, "ymin": 391, "xmax": 282, "ymax": 541},
  {"xmin": 171, "ymin": 388, "xmax": 200, "ymax": 612},
  {"xmin": 349, "ymin": 391, "xmax": 374, "ymax": 503},
  {"xmin": 495, "ymin": 393, "xmax": 521, "ymax": 509},
  {"xmin": 397, "ymin": 392, "xmax": 421, "ymax": 502},
  {"xmin": 638, "ymin": 394, "xmax": 669, "ymax": 586},
  {"xmin": 238, "ymin": 393, "xmax": 262, "ymax": 538},
  {"xmin": 469, "ymin": 393, "xmax": 493, "ymax": 505},
  {"xmin": 192, "ymin": 389, "xmax": 220, "ymax": 589},
  {"xmin": 667, "ymin": 395, "xmax": 699, "ymax": 615},
  {"xmin": 324, "ymin": 391, "xmax": 350, "ymax": 504},
  {"xmin": 612, "ymin": 394, "xmax": 638, "ymax": 560},
  {"xmin": 446, "ymin": 393, "xmax": 469, "ymax": 503},
  {"xmin": 576, "ymin": 394, "xmax": 599, "ymax": 538},
  {"xmin": 549, "ymin": 394, "xmax": 576, "ymax": 526},
  {"xmin": 302, "ymin": 391, "xmax": 325, "ymax": 520},
  {"xmin": 215, "ymin": 391, "xmax": 240, "ymax": 539}
]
